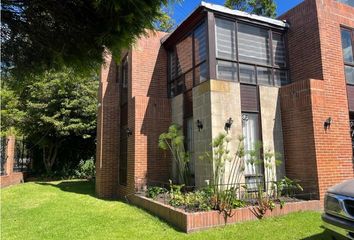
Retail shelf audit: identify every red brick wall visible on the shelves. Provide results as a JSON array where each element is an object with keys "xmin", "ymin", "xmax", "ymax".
[
  {"xmin": 121, "ymin": 31, "xmax": 171, "ymax": 196},
  {"xmin": 96, "ymin": 32, "xmax": 171, "ymax": 198},
  {"xmin": 280, "ymin": 0, "xmax": 354, "ymax": 200},
  {"xmin": 95, "ymin": 52, "xmax": 120, "ymax": 198}
]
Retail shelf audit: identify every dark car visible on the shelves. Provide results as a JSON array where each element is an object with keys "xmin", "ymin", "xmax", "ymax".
[{"xmin": 322, "ymin": 179, "xmax": 354, "ymax": 240}]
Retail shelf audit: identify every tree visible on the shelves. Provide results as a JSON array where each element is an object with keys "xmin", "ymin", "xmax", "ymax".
[
  {"xmin": 1, "ymin": 0, "xmax": 173, "ymax": 78},
  {"xmin": 1, "ymin": 69, "xmax": 98, "ymax": 173},
  {"xmin": 224, "ymin": 0, "xmax": 277, "ymax": 18}
]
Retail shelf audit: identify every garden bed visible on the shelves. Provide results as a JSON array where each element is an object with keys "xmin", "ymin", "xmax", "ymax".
[{"xmin": 130, "ymin": 194, "xmax": 321, "ymax": 233}]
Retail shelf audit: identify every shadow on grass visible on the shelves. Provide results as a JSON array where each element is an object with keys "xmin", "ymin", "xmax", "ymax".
[
  {"xmin": 301, "ymin": 228, "xmax": 343, "ymax": 240},
  {"xmin": 36, "ymin": 180, "xmax": 96, "ymax": 197}
]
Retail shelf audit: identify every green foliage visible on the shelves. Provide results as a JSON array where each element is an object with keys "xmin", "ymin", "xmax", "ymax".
[
  {"xmin": 159, "ymin": 124, "xmax": 190, "ymax": 185},
  {"xmin": 225, "ymin": 0, "xmax": 277, "ymax": 18},
  {"xmin": 168, "ymin": 180, "xmax": 185, "ymax": 207},
  {"xmin": 1, "ymin": 0, "xmax": 177, "ymax": 77},
  {"xmin": 250, "ymin": 185, "xmax": 276, "ymax": 219},
  {"xmin": 183, "ymin": 190, "xmax": 212, "ymax": 211},
  {"xmin": 146, "ymin": 186, "xmax": 166, "ymax": 200},
  {"xmin": 1, "ymin": 68, "xmax": 98, "ymax": 173},
  {"xmin": 272, "ymin": 176, "xmax": 304, "ymax": 198},
  {"xmin": 75, "ymin": 158, "xmax": 96, "ymax": 180},
  {"xmin": 200, "ymin": 134, "xmax": 246, "ymax": 216}
]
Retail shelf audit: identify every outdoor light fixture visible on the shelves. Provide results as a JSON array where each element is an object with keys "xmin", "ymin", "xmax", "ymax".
[
  {"xmin": 196, "ymin": 119, "xmax": 203, "ymax": 131},
  {"xmin": 242, "ymin": 114, "xmax": 249, "ymax": 121},
  {"xmin": 224, "ymin": 117, "xmax": 233, "ymax": 133},
  {"xmin": 126, "ymin": 127, "xmax": 133, "ymax": 137},
  {"xmin": 324, "ymin": 117, "xmax": 332, "ymax": 130}
]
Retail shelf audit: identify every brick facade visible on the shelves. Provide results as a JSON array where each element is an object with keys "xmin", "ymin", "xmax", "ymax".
[
  {"xmin": 96, "ymin": 0, "xmax": 354, "ymax": 199},
  {"xmin": 280, "ymin": 0, "xmax": 354, "ymax": 199},
  {"xmin": 96, "ymin": 32, "xmax": 171, "ymax": 198}
]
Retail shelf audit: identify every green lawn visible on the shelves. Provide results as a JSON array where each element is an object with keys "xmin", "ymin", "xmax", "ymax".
[{"xmin": 1, "ymin": 180, "xmax": 331, "ymax": 240}]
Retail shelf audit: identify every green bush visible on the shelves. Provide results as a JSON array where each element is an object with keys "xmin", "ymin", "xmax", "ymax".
[
  {"xmin": 146, "ymin": 187, "xmax": 165, "ymax": 200},
  {"xmin": 75, "ymin": 158, "xmax": 95, "ymax": 180}
]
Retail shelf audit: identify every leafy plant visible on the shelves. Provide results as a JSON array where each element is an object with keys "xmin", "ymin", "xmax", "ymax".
[
  {"xmin": 183, "ymin": 190, "xmax": 212, "ymax": 211},
  {"xmin": 250, "ymin": 185, "xmax": 276, "ymax": 219},
  {"xmin": 200, "ymin": 134, "xmax": 246, "ymax": 217},
  {"xmin": 75, "ymin": 158, "xmax": 95, "ymax": 180},
  {"xmin": 146, "ymin": 186, "xmax": 165, "ymax": 200},
  {"xmin": 159, "ymin": 124, "xmax": 190, "ymax": 185},
  {"xmin": 168, "ymin": 180, "xmax": 185, "ymax": 207},
  {"xmin": 272, "ymin": 176, "xmax": 303, "ymax": 198}
]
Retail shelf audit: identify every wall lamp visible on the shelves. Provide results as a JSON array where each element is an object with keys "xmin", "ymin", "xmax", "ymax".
[
  {"xmin": 126, "ymin": 127, "xmax": 133, "ymax": 137},
  {"xmin": 324, "ymin": 117, "xmax": 332, "ymax": 131},
  {"xmin": 196, "ymin": 119, "xmax": 203, "ymax": 131},
  {"xmin": 224, "ymin": 117, "xmax": 233, "ymax": 133}
]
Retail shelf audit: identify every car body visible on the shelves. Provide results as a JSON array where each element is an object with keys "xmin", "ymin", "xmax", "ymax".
[{"xmin": 322, "ymin": 179, "xmax": 354, "ymax": 240}]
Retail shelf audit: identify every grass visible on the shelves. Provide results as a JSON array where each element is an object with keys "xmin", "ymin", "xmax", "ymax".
[{"xmin": 1, "ymin": 180, "xmax": 332, "ymax": 240}]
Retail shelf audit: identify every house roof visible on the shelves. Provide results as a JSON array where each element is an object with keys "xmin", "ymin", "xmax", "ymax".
[{"xmin": 161, "ymin": 1, "xmax": 289, "ymax": 47}]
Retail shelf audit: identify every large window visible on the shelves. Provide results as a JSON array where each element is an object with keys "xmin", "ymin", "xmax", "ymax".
[
  {"xmin": 215, "ymin": 18, "xmax": 289, "ymax": 86},
  {"xmin": 168, "ymin": 22, "xmax": 207, "ymax": 97},
  {"xmin": 341, "ymin": 28, "xmax": 354, "ymax": 84}
]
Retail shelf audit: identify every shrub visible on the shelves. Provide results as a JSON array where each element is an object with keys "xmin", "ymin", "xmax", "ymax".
[
  {"xmin": 146, "ymin": 186, "xmax": 165, "ymax": 200},
  {"xmin": 75, "ymin": 158, "xmax": 95, "ymax": 180}
]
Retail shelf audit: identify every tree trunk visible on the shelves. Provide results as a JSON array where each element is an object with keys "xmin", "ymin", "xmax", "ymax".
[{"xmin": 42, "ymin": 141, "xmax": 61, "ymax": 173}]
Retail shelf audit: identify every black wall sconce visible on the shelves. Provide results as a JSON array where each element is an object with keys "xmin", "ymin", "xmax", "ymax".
[
  {"xmin": 196, "ymin": 119, "xmax": 203, "ymax": 131},
  {"xmin": 224, "ymin": 117, "xmax": 233, "ymax": 133},
  {"xmin": 324, "ymin": 117, "xmax": 332, "ymax": 131},
  {"xmin": 126, "ymin": 127, "xmax": 133, "ymax": 137}
]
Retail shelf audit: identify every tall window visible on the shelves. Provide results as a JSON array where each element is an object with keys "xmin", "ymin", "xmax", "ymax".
[
  {"xmin": 341, "ymin": 28, "xmax": 354, "ymax": 84},
  {"xmin": 168, "ymin": 22, "xmax": 207, "ymax": 97},
  {"xmin": 242, "ymin": 113, "xmax": 262, "ymax": 190},
  {"xmin": 215, "ymin": 18, "xmax": 289, "ymax": 86}
]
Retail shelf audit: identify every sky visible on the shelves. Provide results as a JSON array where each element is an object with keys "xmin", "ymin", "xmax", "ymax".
[{"xmin": 170, "ymin": 0, "xmax": 304, "ymax": 25}]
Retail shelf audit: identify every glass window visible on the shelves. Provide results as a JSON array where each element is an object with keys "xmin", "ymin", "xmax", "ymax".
[
  {"xmin": 345, "ymin": 66, "xmax": 354, "ymax": 84},
  {"xmin": 215, "ymin": 18, "xmax": 237, "ymax": 60},
  {"xmin": 257, "ymin": 67, "xmax": 272, "ymax": 85},
  {"xmin": 169, "ymin": 51, "xmax": 178, "ymax": 80},
  {"xmin": 239, "ymin": 64, "xmax": 256, "ymax": 84},
  {"xmin": 238, "ymin": 23, "xmax": 271, "ymax": 65},
  {"xmin": 217, "ymin": 60, "xmax": 238, "ymax": 81},
  {"xmin": 273, "ymin": 33, "xmax": 287, "ymax": 67},
  {"xmin": 176, "ymin": 34, "xmax": 193, "ymax": 74},
  {"xmin": 341, "ymin": 29, "xmax": 353, "ymax": 63},
  {"xmin": 242, "ymin": 113, "xmax": 263, "ymax": 190},
  {"xmin": 194, "ymin": 22, "xmax": 207, "ymax": 65},
  {"xmin": 341, "ymin": 28, "xmax": 354, "ymax": 84},
  {"xmin": 274, "ymin": 69, "xmax": 289, "ymax": 86}
]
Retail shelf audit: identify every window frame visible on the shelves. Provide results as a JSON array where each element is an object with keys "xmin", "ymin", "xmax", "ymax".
[
  {"xmin": 341, "ymin": 26, "xmax": 354, "ymax": 85},
  {"xmin": 214, "ymin": 15, "xmax": 289, "ymax": 87},
  {"xmin": 168, "ymin": 20, "xmax": 208, "ymax": 97}
]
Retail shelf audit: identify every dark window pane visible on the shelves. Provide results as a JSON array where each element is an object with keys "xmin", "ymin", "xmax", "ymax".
[
  {"xmin": 185, "ymin": 70, "xmax": 193, "ymax": 90},
  {"xmin": 274, "ymin": 69, "xmax": 289, "ymax": 86},
  {"xmin": 176, "ymin": 34, "xmax": 193, "ymax": 74},
  {"xmin": 169, "ymin": 50, "xmax": 177, "ymax": 80},
  {"xmin": 215, "ymin": 18, "xmax": 236, "ymax": 60},
  {"xmin": 257, "ymin": 67, "xmax": 272, "ymax": 85},
  {"xmin": 238, "ymin": 23, "xmax": 271, "ymax": 65},
  {"xmin": 345, "ymin": 65, "xmax": 354, "ymax": 84},
  {"xmin": 194, "ymin": 22, "xmax": 207, "ymax": 65},
  {"xmin": 273, "ymin": 33, "xmax": 287, "ymax": 67},
  {"xmin": 195, "ymin": 62, "xmax": 207, "ymax": 85},
  {"xmin": 341, "ymin": 29, "xmax": 354, "ymax": 63},
  {"xmin": 217, "ymin": 60, "xmax": 238, "ymax": 81},
  {"xmin": 240, "ymin": 64, "xmax": 256, "ymax": 84}
]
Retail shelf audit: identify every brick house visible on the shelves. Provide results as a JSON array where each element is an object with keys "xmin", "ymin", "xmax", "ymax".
[{"xmin": 95, "ymin": 0, "xmax": 354, "ymax": 199}]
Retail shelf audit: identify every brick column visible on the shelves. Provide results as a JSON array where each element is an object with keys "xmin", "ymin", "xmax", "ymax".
[
  {"xmin": 95, "ymin": 52, "xmax": 120, "ymax": 199},
  {"xmin": 5, "ymin": 136, "xmax": 15, "ymax": 176}
]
